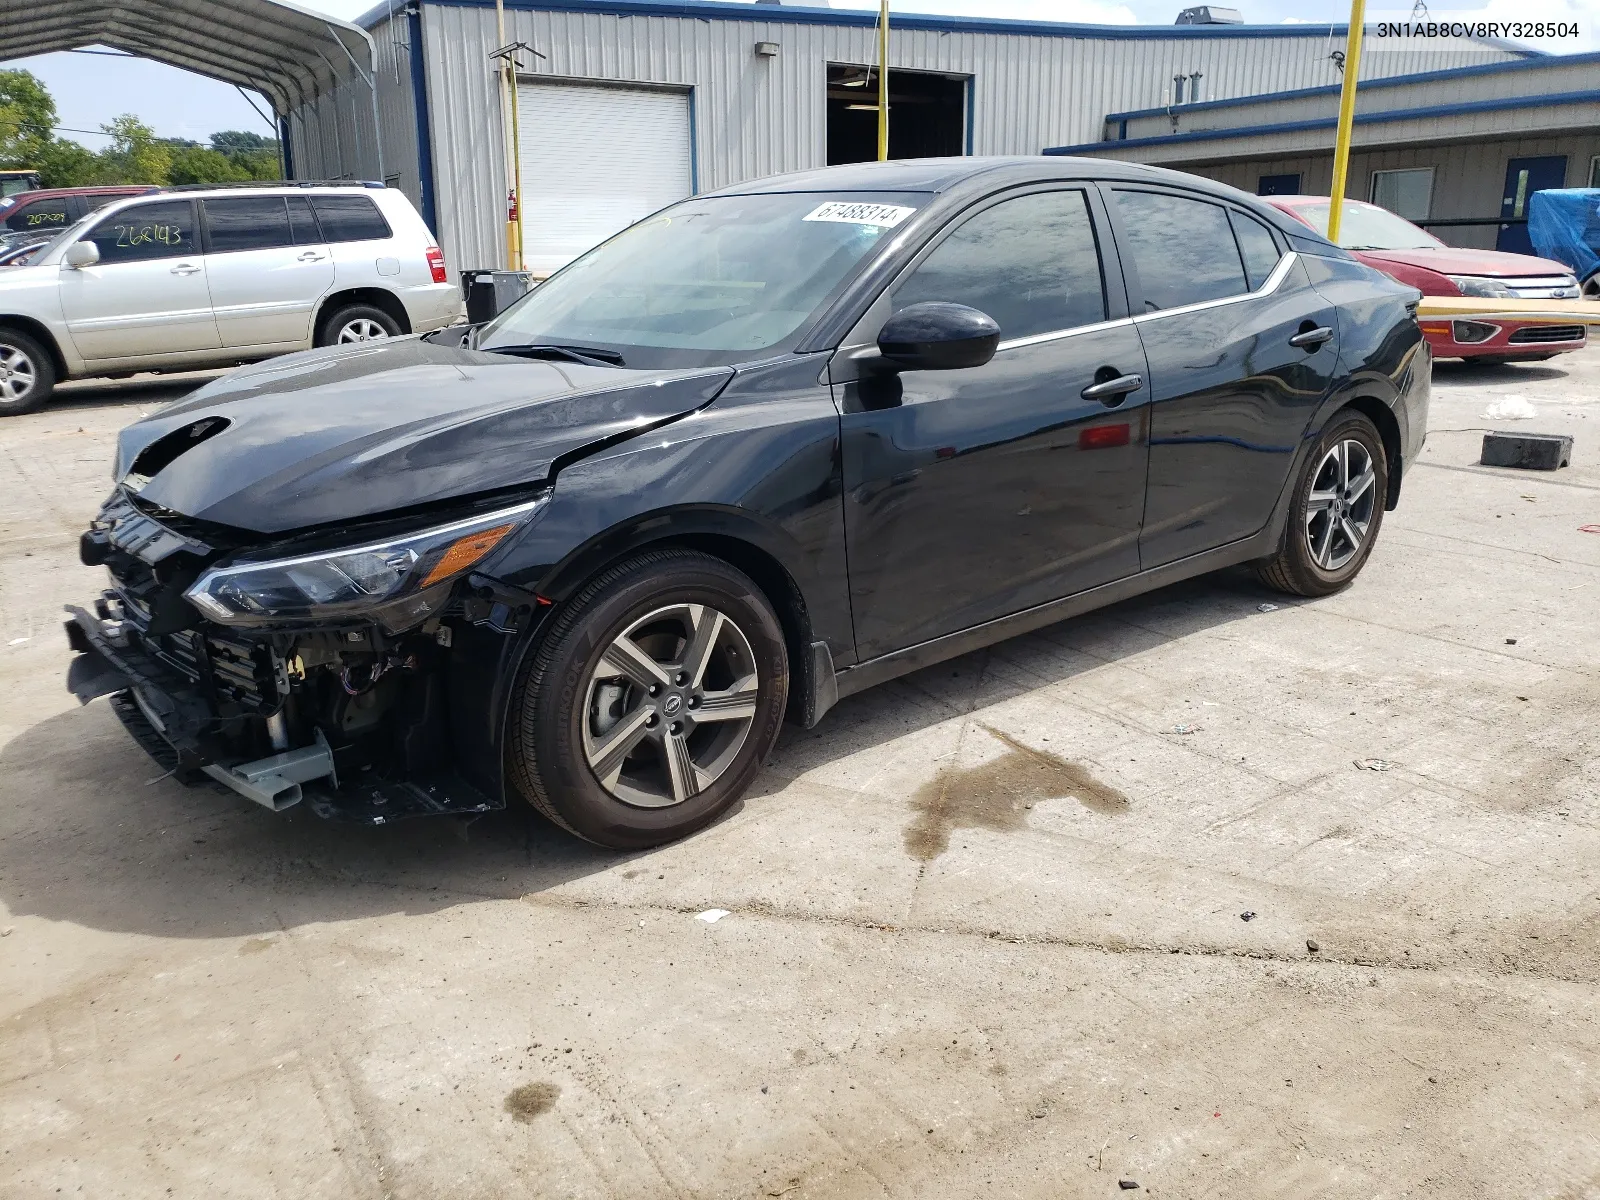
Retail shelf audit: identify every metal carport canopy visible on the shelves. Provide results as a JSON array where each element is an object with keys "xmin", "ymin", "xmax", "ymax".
[{"xmin": 0, "ymin": 0, "xmax": 381, "ymax": 172}]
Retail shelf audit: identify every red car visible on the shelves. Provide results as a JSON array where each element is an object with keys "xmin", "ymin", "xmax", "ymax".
[
  {"xmin": 1264, "ymin": 195, "xmax": 1586, "ymax": 364},
  {"xmin": 0, "ymin": 185, "xmax": 158, "ymax": 251}
]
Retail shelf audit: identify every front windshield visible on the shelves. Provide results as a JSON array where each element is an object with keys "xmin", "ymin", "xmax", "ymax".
[
  {"xmin": 477, "ymin": 192, "xmax": 924, "ymax": 368},
  {"xmin": 1291, "ymin": 200, "xmax": 1442, "ymax": 251}
]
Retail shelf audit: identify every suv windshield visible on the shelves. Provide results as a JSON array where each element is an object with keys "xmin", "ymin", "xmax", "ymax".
[
  {"xmin": 477, "ymin": 192, "xmax": 924, "ymax": 368},
  {"xmin": 1290, "ymin": 200, "xmax": 1442, "ymax": 251}
]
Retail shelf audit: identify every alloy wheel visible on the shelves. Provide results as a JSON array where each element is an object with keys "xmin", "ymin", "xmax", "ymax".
[
  {"xmin": 581, "ymin": 602, "xmax": 760, "ymax": 809},
  {"xmin": 0, "ymin": 345, "xmax": 37, "ymax": 403},
  {"xmin": 1304, "ymin": 438, "xmax": 1377, "ymax": 571},
  {"xmin": 337, "ymin": 318, "xmax": 391, "ymax": 343}
]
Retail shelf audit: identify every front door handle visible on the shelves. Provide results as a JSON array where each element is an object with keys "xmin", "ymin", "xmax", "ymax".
[
  {"xmin": 297, "ymin": 251, "xmax": 326, "ymax": 262},
  {"xmin": 170, "ymin": 263, "xmax": 201, "ymax": 276},
  {"xmin": 1080, "ymin": 372, "xmax": 1143, "ymax": 405},
  {"xmin": 1289, "ymin": 325, "xmax": 1334, "ymax": 350}
]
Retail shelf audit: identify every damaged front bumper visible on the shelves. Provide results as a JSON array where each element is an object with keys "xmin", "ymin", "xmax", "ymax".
[{"xmin": 65, "ymin": 600, "xmax": 501, "ymax": 825}]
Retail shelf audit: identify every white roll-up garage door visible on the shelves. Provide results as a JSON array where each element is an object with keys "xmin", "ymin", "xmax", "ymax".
[{"xmin": 516, "ymin": 80, "xmax": 692, "ymax": 278}]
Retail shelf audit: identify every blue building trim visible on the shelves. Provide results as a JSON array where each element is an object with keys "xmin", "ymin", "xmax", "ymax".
[
  {"xmin": 1047, "ymin": 88, "xmax": 1600, "ymax": 155},
  {"xmin": 407, "ymin": 4, "xmax": 439, "ymax": 234},
  {"xmin": 352, "ymin": 0, "xmax": 1539, "ymax": 46},
  {"xmin": 280, "ymin": 116, "xmax": 295, "ymax": 179},
  {"xmin": 1102, "ymin": 48, "xmax": 1598, "ymax": 123},
  {"xmin": 687, "ymin": 85, "xmax": 700, "ymax": 194},
  {"xmin": 964, "ymin": 77, "xmax": 975, "ymax": 156}
]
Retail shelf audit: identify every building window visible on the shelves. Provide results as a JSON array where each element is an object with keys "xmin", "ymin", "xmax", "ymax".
[
  {"xmin": 1257, "ymin": 173, "xmax": 1300, "ymax": 197},
  {"xmin": 1369, "ymin": 168, "xmax": 1433, "ymax": 221}
]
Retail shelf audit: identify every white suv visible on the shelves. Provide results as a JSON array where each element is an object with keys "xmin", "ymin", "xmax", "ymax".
[{"xmin": 0, "ymin": 183, "xmax": 463, "ymax": 415}]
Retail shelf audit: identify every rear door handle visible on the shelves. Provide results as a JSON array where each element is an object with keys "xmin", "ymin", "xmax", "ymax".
[
  {"xmin": 297, "ymin": 251, "xmax": 326, "ymax": 262},
  {"xmin": 1080, "ymin": 372, "xmax": 1143, "ymax": 405},
  {"xmin": 170, "ymin": 263, "xmax": 201, "ymax": 276},
  {"xmin": 1289, "ymin": 325, "xmax": 1334, "ymax": 350}
]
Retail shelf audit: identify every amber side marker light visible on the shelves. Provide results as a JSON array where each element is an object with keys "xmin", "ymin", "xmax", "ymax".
[{"xmin": 420, "ymin": 523, "xmax": 520, "ymax": 587}]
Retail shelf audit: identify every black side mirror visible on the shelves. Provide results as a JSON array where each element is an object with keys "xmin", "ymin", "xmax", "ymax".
[{"xmin": 877, "ymin": 302, "xmax": 1000, "ymax": 371}]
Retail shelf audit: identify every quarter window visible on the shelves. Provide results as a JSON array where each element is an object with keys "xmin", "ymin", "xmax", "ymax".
[
  {"xmin": 203, "ymin": 196, "xmax": 292, "ymax": 253},
  {"xmin": 1112, "ymin": 190, "xmax": 1249, "ymax": 312},
  {"xmin": 309, "ymin": 195, "xmax": 392, "ymax": 243},
  {"xmin": 84, "ymin": 201, "xmax": 198, "ymax": 264},
  {"xmin": 893, "ymin": 190, "xmax": 1107, "ymax": 341},
  {"xmin": 4, "ymin": 196, "xmax": 73, "ymax": 233},
  {"xmin": 1229, "ymin": 210, "xmax": 1283, "ymax": 291}
]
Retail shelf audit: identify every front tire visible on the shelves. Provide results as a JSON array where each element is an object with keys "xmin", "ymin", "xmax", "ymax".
[
  {"xmin": 0, "ymin": 328, "xmax": 55, "ymax": 416},
  {"xmin": 508, "ymin": 549, "xmax": 789, "ymax": 849},
  {"xmin": 1256, "ymin": 410, "xmax": 1388, "ymax": 598}
]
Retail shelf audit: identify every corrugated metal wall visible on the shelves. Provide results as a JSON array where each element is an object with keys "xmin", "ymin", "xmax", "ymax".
[
  {"xmin": 370, "ymin": 9, "xmax": 422, "ymax": 209},
  {"xmin": 410, "ymin": 2, "xmax": 1523, "ymax": 271},
  {"xmin": 1186, "ymin": 136, "xmax": 1600, "ymax": 249},
  {"xmin": 285, "ymin": 77, "xmax": 384, "ymax": 182}
]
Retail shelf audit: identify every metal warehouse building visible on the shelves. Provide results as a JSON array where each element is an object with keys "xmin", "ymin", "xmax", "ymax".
[
  {"xmin": 1055, "ymin": 50, "xmax": 1600, "ymax": 254},
  {"xmin": 288, "ymin": 0, "xmax": 1524, "ymax": 276}
]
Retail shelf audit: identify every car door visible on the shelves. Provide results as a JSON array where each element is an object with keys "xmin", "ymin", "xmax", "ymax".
[
  {"xmin": 201, "ymin": 195, "xmax": 334, "ymax": 348},
  {"xmin": 1104, "ymin": 187, "xmax": 1340, "ymax": 568},
  {"xmin": 56, "ymin": 199, "xmax": 220, "ymax": 361},
  {"xmin": 833, "ymin": 186, "xmax": 1152, "ymax": 660}
]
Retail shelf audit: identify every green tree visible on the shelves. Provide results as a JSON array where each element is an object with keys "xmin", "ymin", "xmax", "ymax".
[
  {"xmin": 97, "ymin": 115, "xmax": 172, "ymax": 185},
  {"xmin": 0, "ymin": 69, "xmax": 56, "ymax": 167},
  {"xmin": 168, "ymin": 145, "xmax": 251, "ymax": 185},
  {"xmin": 33, "ymin": 138, "xmax": 98, "ymax": 188},
  {"xmin": 210, "ymin": 130, "xmax": 271, "ymax": 153}
]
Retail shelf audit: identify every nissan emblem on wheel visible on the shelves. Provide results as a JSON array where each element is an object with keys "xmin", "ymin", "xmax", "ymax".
[{"xmin": 62, "ymin": 157, "xmax": 1429, "ymax": 849}]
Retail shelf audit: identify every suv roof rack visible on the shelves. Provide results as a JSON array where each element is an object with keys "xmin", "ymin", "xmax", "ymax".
[{"xmin": 158, "ymin": 180, "xmax": 386, "ymax": 193}]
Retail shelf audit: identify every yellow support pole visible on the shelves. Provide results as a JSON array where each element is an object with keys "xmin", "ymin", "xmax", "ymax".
[
  {"xmin": 494, "ymin": 0, "xmax": 519, "ymax": 270},
  {"xmin": 1326, "ymin": 0, "xmax": 1366, "ymax": 245},
  {"xmin": 876, "ymin": 0, "xmax": 889, "ymax": 161}
]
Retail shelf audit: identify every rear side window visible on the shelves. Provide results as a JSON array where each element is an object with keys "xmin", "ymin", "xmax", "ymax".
[
  {"xmin": 286, "ymin": 196, "xmax": 322, "ymax": 245},
  {"xmin": 1230, "ymin": 210, "xmax": 1283, "ymax": 291},
  {"xmin": 5, "ymin": 196, "xmax": 73, "ymax": 233},
  {"xmin": 86, "ymin": 200, "xmax": 198, "ymax": 264},
  {"xmin": 203, "ymin": 196, "xmax": 292, "ymax": 253},
  {"xmin": 1112, "ymin": 190, "xmax": 1249, "ymax": 312},
  {"xmin": 893, "ymin": 189, "xmax": 1107, "ymax": 342},
  {"xmin": 309, "ymin": 195, "xmax": 392, "ymax": 243}
]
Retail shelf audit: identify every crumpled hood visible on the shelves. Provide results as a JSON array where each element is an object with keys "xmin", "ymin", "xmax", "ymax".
[
  {"xmin": 1359, "ymin": 247, "xmax": 1574, "ymax": 279},
  {"xmin": 115, "ymin": 338, "xmax": 733, "ymax": 534}
]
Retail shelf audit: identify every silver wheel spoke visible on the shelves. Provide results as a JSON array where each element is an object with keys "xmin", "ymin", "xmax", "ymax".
[
  {"xmin": 1340, "ymin": 517, "xmax": 1364, "ymax": 551},
  {"xmin": 1315, "ymin": 513, "xmax": 1336, "ymax": 567},
  {"xmin": 600, "ymin": 635, "xmax": 672, "ymax": 691},
  {"xmin": 677, "ymin": 604, "xmax": 724, "ymax": 689},
  {"xmin": 1306, "ymin": 487, "xmax": 1338, "ymax": 513},
  {"xmin": 1347, "ymin": 465, "xmax": 1376, "ymax": 505},
  {"xmin": 585, "ymin": 706, "xmax": 654, "ymax": 789},
  {"xmin": 695, "ymin": 677, "xmax": 759, "ymax": 723},
  {"xmin": 1337, "ymin": 440, "xmax": 1350, "ymax": 491},
  {"xmin": 663, "ymin": 731, "xmax": 702, "ymax": 803}
]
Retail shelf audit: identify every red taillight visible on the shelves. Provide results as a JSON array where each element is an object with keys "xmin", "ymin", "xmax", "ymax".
[{"xmin": 426, "ymin": 245, "xmax": 447, "ymax": 283}]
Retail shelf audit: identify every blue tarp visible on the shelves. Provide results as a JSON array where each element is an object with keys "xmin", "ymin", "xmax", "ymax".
[{"xmin": 1527, "ymin": 189, "xmax": 1600, "ymax": 286}]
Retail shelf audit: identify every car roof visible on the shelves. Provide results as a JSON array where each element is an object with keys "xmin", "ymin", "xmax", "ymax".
[
  {"xmin": 707, "ymin": 156, "xmax": 1337, "ymax": 247},
  {"xmin": 7, "ymin": 185, "xmax": 155, "ymax": 201}
]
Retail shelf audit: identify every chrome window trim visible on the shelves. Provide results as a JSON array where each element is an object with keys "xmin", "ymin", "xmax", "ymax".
[
  {"xmin": 997, "ymin": 250, "xmax": 1299, "ymax": 352},
  {"xmin": 1132, "ymin": 251, "xmax": 1298, "ymax": 326}
]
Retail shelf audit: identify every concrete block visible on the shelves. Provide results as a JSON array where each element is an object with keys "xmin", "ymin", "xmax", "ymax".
[{"xmin": 1480, "ymin": 431, "xmax": 1573, "ymax": 470}]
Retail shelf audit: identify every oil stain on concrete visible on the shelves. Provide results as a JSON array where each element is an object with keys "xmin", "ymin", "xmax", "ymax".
[
  {"xmin": 904, "ymin": 724, "xmax": 1129, "ymax": 861},
  {"xmin": 505, "ymin": 1081, "xmax": 561, "ymax": 1122}
]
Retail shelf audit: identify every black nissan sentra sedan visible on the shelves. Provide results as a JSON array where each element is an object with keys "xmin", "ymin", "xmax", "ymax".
[{"xmin": 65, "ymin": 158, "xmax": 1429, "ymax": 848}]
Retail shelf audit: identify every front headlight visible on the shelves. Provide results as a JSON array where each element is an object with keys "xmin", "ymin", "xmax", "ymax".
[
  {"xmin": 1447, "ymin": 275, "xmax": 1516, "ymax": 299},
  {"xmin": 185, "ymin": 496, "xmax": 546, "ymax": 629}
]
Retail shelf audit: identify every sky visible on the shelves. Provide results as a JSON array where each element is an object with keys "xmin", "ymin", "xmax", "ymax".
[{"xmin": 3, "ymin": 0, "xmax": 1594, "ymax": 148}]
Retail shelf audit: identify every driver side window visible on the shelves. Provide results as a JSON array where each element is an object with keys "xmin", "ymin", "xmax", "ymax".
[
  {"xmin": 83, "ymin": 200, "xmax": 198, "ymax": 265},
  {"xmin": 892, "ymin": 189, "xmax": 1108, "ymax": 342}
]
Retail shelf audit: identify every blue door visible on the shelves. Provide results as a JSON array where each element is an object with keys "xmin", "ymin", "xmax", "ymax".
[{"xmin": 1498, "ymin": 156, "xmax": 1567, "ymax": 254}]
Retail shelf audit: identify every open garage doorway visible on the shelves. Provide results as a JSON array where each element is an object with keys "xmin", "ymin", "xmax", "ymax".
[{"xmin": 826, "ymin": 64, "xmax": 967, "ymax": 165}]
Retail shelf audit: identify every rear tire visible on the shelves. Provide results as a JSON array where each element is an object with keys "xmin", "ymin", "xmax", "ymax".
[
  {"xmin": 508, "ymin": 549, "xmax": 789, "ymax": 850},
  {"xmin": 0, "ymin": 328, "xmax": 55, "ymax": 416},
  {"xmin": 315, "ymin": 304, "xmax": 400, "ymax": 347},
  {"xmin": 1256, "ymin": 410, "xmax": 1388, "ymax": 598}
]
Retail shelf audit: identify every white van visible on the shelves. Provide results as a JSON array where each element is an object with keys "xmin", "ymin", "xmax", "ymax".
[{"xmin": 0, "ymin": 183, "xmax": 463, "ymax": 415}]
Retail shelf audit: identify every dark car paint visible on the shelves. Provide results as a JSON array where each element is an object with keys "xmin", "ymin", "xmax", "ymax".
[
  {"xmin": 73, "ymin": 157, "xmax": 1426, "ymax": 819},
  {"xmin": 113, "ymin": 338, "xmax": 734, "ymax": 534}
]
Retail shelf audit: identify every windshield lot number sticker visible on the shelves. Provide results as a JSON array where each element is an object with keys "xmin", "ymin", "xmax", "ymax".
[{"xmin": 803, "ymin": 202, "xmax": 915, "ymax": 229}]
